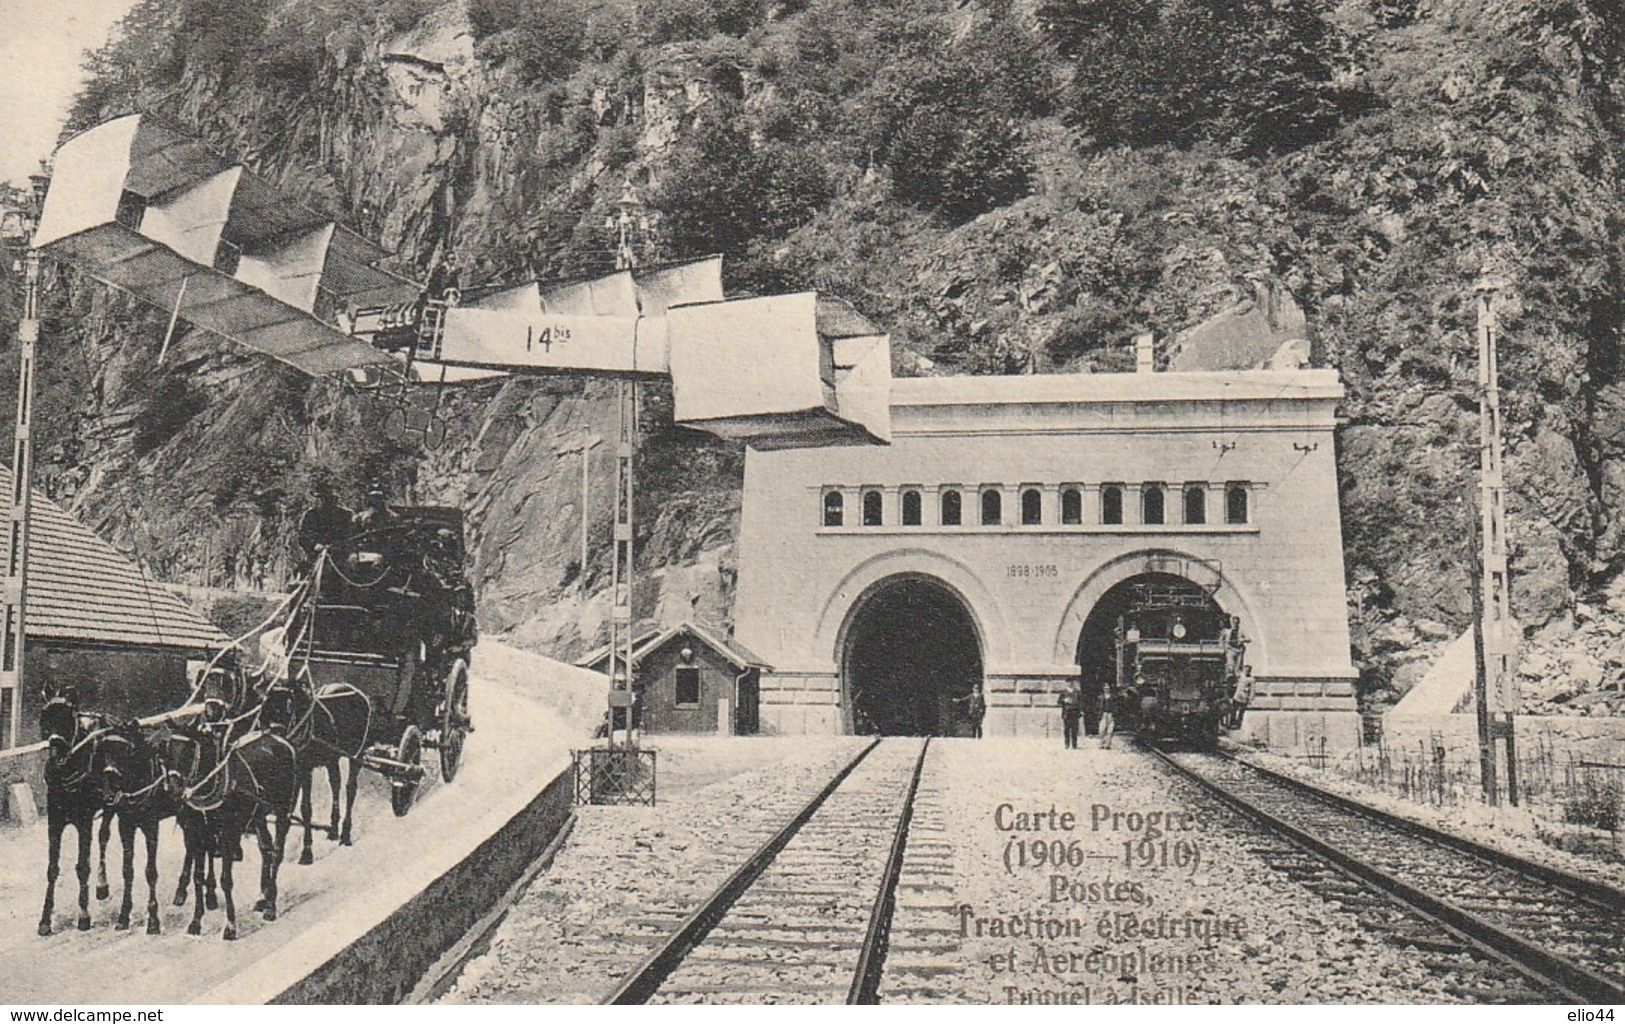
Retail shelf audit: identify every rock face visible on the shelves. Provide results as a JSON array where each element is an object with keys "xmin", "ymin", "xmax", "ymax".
[
  {"xmin": 8, "ymin": 0, "xmax": 1624, "ymax": 712},
  {"xmin": 1168, "ymin": 278, "xmax": 1314, "ymax": 372},
  {"xmin": 12, "ymin": 5, "xmax": 744, "ymax": 662}
]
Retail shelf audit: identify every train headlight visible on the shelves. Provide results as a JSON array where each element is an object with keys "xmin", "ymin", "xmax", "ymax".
[{"xmin": 1171, "ymin": 621, "xmax": 1187, "ymax": 639}]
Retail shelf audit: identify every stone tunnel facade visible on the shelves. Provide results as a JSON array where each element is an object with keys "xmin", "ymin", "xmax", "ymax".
[{"xmin": 732, "ymin": 367, "xmax": 1361, "ymax": 750}]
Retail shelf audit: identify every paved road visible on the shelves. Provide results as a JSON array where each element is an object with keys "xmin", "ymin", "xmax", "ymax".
[{"xmin": 0, "ymin": 642, "xmax": 596, "ymax": 1004}]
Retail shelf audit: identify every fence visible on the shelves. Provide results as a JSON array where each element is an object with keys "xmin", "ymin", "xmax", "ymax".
[{"xmin": 1275, "ymin": 717, "xmax": 1625, "ymax": 861}]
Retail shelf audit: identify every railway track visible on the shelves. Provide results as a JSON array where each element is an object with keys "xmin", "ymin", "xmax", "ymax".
[
  {"xmin": 605, "ymin": 737, "xmax": 932, "ymax": 1004},
  {"xmin": 1153, "ymin": 746, "xmax": 1625, "ymax": 1004}
]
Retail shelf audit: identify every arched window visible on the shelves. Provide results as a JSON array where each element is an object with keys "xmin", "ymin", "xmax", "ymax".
[
  {"xmin": 1021, "ymin": 488, "xmax": 1042, "ymax": 525},
  {"xmin": 981, "ymin": 488, "xmax": 1002, "ymax": 525},
  {"xmin": 823, "ymin": 490, "xmax": 843, "ymax": 527},
  {"xmin": 1184, "ymin": 485, "xmax": 1206, "ymax": 525},
  {"xmin": 1101, "ymin": 485, "xmax": 1123, "ymax": 525},
  {"xmin": 901, "ymin": 489, "xmax": 922, "ymax": 526},
  {"xmin": 1142, "ymin": 484, "xmax": 1165, "ymax": 525},
  {"xmin": 862, "ymin": 490, "xmax": 883, "ymax": 526},
  {"xmin": 1061, "ymin": 487, "xmax": 1082, "ymax": 525},
  {"xmin": 940, "ymin": 489, "xmax": 962, "ymax": 526},
  {"xmin": 1226, "ymin": 483, "xmax": 1249, "ymax": 524}
]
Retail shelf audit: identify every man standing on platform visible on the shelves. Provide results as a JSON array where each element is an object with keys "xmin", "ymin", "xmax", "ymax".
[
  {"xmin": 1057, "ymin": 685, "xmax": 1082, "ymax": 748},
  {"xmin": 957, "ymin": 686, "xmax": 986, "ymax": 738}
]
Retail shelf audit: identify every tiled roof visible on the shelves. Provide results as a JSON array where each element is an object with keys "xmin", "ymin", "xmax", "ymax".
[
  {"xmin": 1, "ymin": 467, "xmax": 228, "ymax": 652},
  {"xmin": 577, "ymin": 621, "xmax": 771, "ymax": 673}
]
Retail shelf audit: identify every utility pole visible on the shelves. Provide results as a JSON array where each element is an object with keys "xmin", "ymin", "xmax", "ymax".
[
  {"xmin": 555, "ymin": 434, "xmax": 602, "ymax": 582},
  {"xmin": 605, "ymin": 181, "xmax": 646, "ymax": 749},
  {"xmin": 1474, "ymin": 278, "xmax": 1519, "ymax": 806},
  {"xmin": 0, "ymin": 168, "xmax": 48, "ymax": 750}
]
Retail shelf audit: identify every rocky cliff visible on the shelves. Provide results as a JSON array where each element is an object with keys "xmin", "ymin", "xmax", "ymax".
[{"xmin": 5, "ymin": 0, "xmax": 1623, "ymax": 711}]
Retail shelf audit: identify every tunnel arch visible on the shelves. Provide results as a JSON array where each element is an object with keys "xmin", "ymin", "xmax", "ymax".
[
  {"xmin": 837, "ymin": 573, "xmax": 984, "ymax": 736},
  {"xmin": 814, "ymin": 548, "xmax": 1010, "ymax": 669},
  {"xmin": 1052, "ymin": 549, "xmax": 1267, "ymax": 670}
]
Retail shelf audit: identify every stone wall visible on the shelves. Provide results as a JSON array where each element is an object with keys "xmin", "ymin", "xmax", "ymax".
[
  {"xmin": 1381, "ymin": 713, "xmax": 1625, "ymax": 767},
  {"xmin": 736, "ymin": 371, "xmax": 1356, "ymax": 694}
]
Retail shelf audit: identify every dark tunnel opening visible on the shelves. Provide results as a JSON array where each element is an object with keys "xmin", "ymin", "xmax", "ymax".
[{"xmin": 843, "ymin": 576, "xmax": 983, "ymax": 736}]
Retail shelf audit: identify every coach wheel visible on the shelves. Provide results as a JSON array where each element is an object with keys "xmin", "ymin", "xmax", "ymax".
[
  {"xmin": 438, "ymin": 660, "xmax": 470, "ymax": 783},
  {"xmin": 384, "ymin": 406, "xmax": 409, "ymax": 442},
  {"xmin": 391, "ymin": 724, "xmax": 423, "ymax": 817},
  {"xmin": 422, "ymin": 415, "xmax": 448, "ymax": 452}
]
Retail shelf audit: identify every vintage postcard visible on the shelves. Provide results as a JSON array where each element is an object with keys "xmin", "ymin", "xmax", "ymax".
[{"xmin": 0, "ymin": 0, "xmax": 1620, "ymax": 1010}]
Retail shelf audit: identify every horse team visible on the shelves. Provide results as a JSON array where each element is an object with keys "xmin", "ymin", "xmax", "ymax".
[{"xmin": 35, "ymin": 655, "xmax": 374, "ymax": 940}]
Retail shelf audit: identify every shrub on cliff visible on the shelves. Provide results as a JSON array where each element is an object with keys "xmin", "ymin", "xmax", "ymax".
[
  {"xmin": 1037, "ymin": 0, "xmax": 1357, "ymax": 154},
  {"xmin": 651, "ymin": 107, "xmax": 832, "ymax": 262},
  {"xmin": 853, "ymin": 16, "xmax": 1050, "ymax": 222}
]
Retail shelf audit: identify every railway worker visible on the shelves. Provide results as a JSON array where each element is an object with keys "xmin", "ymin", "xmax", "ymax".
[
  {"xmin": 1080, "ymin": 670, "xmax": 1105, "ymax": 736},
  {"xmin": 1228, "ymin": 665, "xmax": 1254, "ymax": 729},
  {"xmin": 1057, "ymin": 685, "xmax": 1082, "ymax": 749},
  {"xmin": 1101, "ymin": 671, "xmax": 1140, "ymax": 750},
  {"xmin": 1098, "ymin": 680, "xmax": 1116, "ymax": 750},
  {"xmin": 952, "ymin": 687, "xmax": 987, "ymax": 738},
  {"xmin": 966, "ymin": 686, "xmax": 985, "ymax": 738}
]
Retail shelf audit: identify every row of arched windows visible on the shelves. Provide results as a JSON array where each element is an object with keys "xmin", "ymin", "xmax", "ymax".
[{"xmin": 823, "ymin": 483, "xmax": 1250, "ymax": 528}]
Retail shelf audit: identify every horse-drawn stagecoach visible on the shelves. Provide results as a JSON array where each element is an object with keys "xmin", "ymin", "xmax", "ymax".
[
  {"xmin": 33, "ymin": 500, "xmax": 478, "ymax": 939},
  {"xmin": 298, "ymin": 503, "xmax": 478, "ymax": 816}
]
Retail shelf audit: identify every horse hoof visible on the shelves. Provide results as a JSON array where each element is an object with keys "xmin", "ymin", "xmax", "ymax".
[
  {"xmin": 222, "ymin": 927, "xmax": 237, "ymax": 942},
  {"xmin": 37, "ymin": 922, "xmax": 52, "ymax": 937},
  {"xmin": 326, "ymin": 833, "xmax": 338, "ymax": 843},
  {"xmin": 77, "ymin": 917, "xmax": 91, "ymax": 932},
  {"xmin": 147, "ymin": 919, "xmax": 161, "ymax": 936},
  {"xmin": 262, "ymin": 906, "xmax": 277, "ymax": 922},
  {"xmin": 298, "ymin": 850, "xmax": 313, "ymax": 866},
  {"xmin": 253, "ymin": 897, "xmax": 268, "ymax": 913},
  {"xmin": 96, "ymin": 885, "xmax": 110, "ymax": 901},
  {"xmin": 339, "ymin": 836, "xmax": 353, "ymax": 847},
  {"xmin": 116, "ymin": 918, "xmax": 130, "ymax": 931},
  {"xmin": 173, "ymin": 892, "xmax": 187, "ymax": 907},
  {"xmin": 206, "ymin": 893, "xmax": 219, "ymax": 911},
  {"xmin": 186, "ymin": 921, "xmax": 201, "ymax": 937}
]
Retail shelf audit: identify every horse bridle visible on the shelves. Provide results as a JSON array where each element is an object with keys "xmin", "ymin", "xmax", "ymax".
[
  {"xmin": 42, "ymin": 698, "xmax": 107, "ymax": 790},
  {"xmin": 102, "ymin": 730, "xmax": 168, "ymax": 808}
]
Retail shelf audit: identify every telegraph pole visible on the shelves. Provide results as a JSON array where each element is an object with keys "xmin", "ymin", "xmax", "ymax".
[
  {"xmin": 1474, "ymin": 279, "xmax": 1519, "ymax": 806},
  {"xmin": 605, "ymin": 182, "xmax": 645, "ymax": 749},
  {"xmin": 0, "ymin": 168, "xmax": 48, "ymax": 750}
]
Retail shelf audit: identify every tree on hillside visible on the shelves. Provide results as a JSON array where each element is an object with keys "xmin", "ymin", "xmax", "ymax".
[
  {"xmin": 651, "ymin": 106, "xmax": 832, "ymax": 261},
  {"xmin": 1037, "ymin": 0, "xmax": 1356, "ymax": 154},
  {"xmin": 854, "ymin": 17, "xmax": 1051, "ymax": 222}
]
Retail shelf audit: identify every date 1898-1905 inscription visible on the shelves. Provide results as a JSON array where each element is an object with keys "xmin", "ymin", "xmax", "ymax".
[{"xmin": 1006, "ymin": 564, "xmax": 1059, "ymax": 580}]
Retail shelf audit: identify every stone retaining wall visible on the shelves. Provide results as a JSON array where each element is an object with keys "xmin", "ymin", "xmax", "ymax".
[
  {"xmin": 269, "ymin": 763, "xmax": 576, "ymax": 1004},
  {"xmin": 1382, "ymin": 713, "xmax": 1625, "ymax": 765}
]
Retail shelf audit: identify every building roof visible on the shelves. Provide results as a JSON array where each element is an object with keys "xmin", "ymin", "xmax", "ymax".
[
  {"xmin": 577, "ymin": 620, "xmax": 771, "ymax": 674},
  {"xmin": 1, "ymin": 467, "xmax": 229, "ymax": 652},
  {"xmin": 891, "ymin": 368, "xmax": 1343, "ymax": 408}
]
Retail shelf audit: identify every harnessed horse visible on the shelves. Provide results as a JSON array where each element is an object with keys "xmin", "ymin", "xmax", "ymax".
[
  {"xmin": 37, "ymin": 687, "xmax": 114, "ymax": 936},
  {"xmin": 97, "ymin": 712, "xmax": 229, "ymax": 933},
  {"xmin": 255, "ymin": 608, "xmax": 374, "ymax": 862},
  {"xmin": 258, "ymin": 676, "xmax": 372, "ymax": 864},
  {"xmin": 162, "ymin": 712, "xmax": 300, "ymax": 941},
  {"xmin": 96, "ymin": 720, "xmax": 179, "ymax": 933},
  {"xmin": 155, "ymin": 659, "xmax": 301, "ymax": 939}
]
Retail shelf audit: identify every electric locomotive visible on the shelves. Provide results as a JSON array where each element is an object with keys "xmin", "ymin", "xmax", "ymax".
[{"xmin": 1113, "ymin": 582, "xmax": 1249, "ymax": 748}]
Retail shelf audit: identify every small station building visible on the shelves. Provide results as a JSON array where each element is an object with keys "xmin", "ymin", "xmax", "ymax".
[
  {"xmin": 579, "ymin": 621, "xmax": 768, "ymax": 735},
  {"xmin": 0, "ymin": 468, "xmax": 228, "ymax": 821},
  {"xmin": 0, "ymin": 467, "xmax": 228, "ymax": 752}
]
